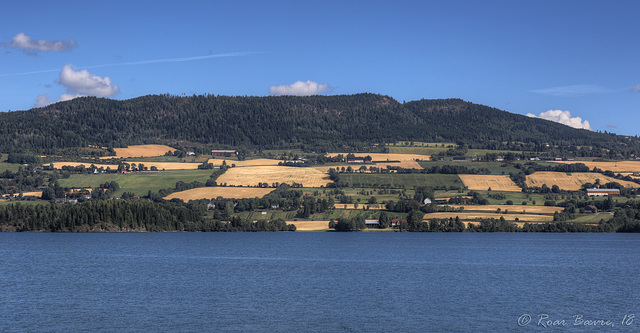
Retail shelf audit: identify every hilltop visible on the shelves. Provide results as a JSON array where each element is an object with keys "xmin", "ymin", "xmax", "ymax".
[{"xmin": 0, "ymin": 93, "xmax": 638, "ymax": 157}]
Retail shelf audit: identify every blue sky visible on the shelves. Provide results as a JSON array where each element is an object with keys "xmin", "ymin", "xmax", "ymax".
[{"xmin": 1, "ymin": 0, "xmax": 639, "ymax": 135}]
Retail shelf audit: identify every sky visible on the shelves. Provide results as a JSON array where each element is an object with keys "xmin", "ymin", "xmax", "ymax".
[{"xmin": 1, "ymin": 0, "xmax": 639, "ymax": 135}]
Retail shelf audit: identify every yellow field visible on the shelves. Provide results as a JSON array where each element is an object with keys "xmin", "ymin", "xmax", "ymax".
[
  {"xmin": 164, "ymin": 187, "xmax": 274, "ymax": 201},
  {"xmin": 69, "ymin": 188, "xmax": 93, "ymax": 193},
  {"xmin": 448, "ymin": 205, "xmax": 563, "ymax": 214},
  {"xmin": 373, "ymin": 161, "xmax": 423, "ymax": 169},
  {"xmin": 327, "ymin": 153, "xmax": 429, "ymax": 162},
  {"xmin": 206, "ymin": 158, "xmax": 281, "ymax": 167},
  {"xmin": 106, "ymin": 144, "xmax": 175, "ymax": 158},
  {"xmin": 458, "ymin": 175, "xmax": 521, "ymax": 192},
  {"xmin": 526, "ymin": 172, "xmax": 640, "ymax": 191},
  {"xmin": 620, "ymin": 173, "xmax": 640, "ymax": 180},
  {"xmin": 21, "ymin": 191, "xmax": 43, "ymax": 197},
  {"xmin": 289, "ymin": 220, "xmax": 331, "ymax": 231},
  {"xmin": 553, "ymin": 161, "xmax": 640, "ymax": 173},
  {"xmin": 216, "ymin": 166, "xmax": 331, "ymax": 187},
  {"xmin": 423, "ymin": 212, "xmax": 554, "ymax": 222}
]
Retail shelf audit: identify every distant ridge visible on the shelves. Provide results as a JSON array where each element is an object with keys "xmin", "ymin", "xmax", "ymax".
[{"xmin": 0, "ymin": 93, "xmax": 637, "ymax": 154}]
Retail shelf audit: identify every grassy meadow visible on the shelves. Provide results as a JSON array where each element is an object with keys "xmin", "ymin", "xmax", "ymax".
[{"xmin": 58, "ymin": 170, "xmax": 215, "ymax": 197}]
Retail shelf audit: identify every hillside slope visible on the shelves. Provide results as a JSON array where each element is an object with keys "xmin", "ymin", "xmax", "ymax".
[{"xmin": 0, "ymin": 93, "xmax": 637, "ymax": 155}]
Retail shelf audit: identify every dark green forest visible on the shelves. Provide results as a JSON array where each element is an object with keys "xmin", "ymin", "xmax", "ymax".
[
  {"xmin": 1, "ymin": 93, "xmax": 638, "ymax": 156},
  {"xmin": 0, "ymin": 200, "xmax": 296, "ymax": 232}
]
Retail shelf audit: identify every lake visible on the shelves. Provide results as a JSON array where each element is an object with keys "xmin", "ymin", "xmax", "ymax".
[{"xmin": 1, "ymin": 233, "xmax": 638, "ymax": 332}]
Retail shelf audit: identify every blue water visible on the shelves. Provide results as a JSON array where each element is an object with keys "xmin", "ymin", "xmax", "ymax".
[{"xmin": 1, "ymin": 233, "xmax": 639, "ymax": 332}]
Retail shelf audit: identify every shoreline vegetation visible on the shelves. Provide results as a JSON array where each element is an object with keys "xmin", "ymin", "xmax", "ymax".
[{"xmin": 1, "ymin": 199, "xmax": 639, "ymax": 233}]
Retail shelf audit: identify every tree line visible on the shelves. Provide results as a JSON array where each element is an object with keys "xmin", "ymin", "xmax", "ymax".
[{"xmin": 0, "ymin": 200, "xmax": 295, "ymax": 232}]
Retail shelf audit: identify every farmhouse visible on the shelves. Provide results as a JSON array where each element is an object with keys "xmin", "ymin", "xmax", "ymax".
[
  {"xmin": 584, "ymin": 205, "xmax": 598, "ymax": 213},
  {"xmin": 211, "ymin": 150, "xmax": 238, "ymax": 156},
  {"xmin": 586, "ymin": 188, "xmax": 621, "ymax": 196},
  {"xmin": 391, "ymin": 219, "xmax": 406, "ymax": 227}
]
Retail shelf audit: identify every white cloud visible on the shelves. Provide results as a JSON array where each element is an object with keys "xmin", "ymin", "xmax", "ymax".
[
  {"xmin": 3, "ymin": 32, "xmax": 77, "ymax": 53},
  {"xmin": 530, "ymin": 84, "xmax": 612, "ymax": 97},
  {"xmin": 33, "ymin": 93, "xmax": 82, "ymax": 108},
  {"xmin": 632, "ymin": 83, "xmax": 640, "ymax": 93},
  {"xmin": 526, "ymin": 110, "xmax": 592, "ymax": 130},
  {"xmin": 58, "ymin": 94, "xmax": 81, "ymax": 102},
  {"xmin": 59, "ymin": 64, "xmax": 119, "ymax": 97},
  {"xmin": 269, "ymin": 80, "xmax": 331, "ymax": 96},
  {"xmin": 34, "ymin": 94, "xmax": 52, "ymax": 108}
]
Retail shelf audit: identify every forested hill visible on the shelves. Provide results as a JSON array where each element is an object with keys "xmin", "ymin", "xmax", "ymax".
[{"xmin": 0, "ymin": 93, "xmax": 637, "ymax": 154}]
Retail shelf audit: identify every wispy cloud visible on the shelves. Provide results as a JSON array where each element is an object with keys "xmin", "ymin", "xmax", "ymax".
[
  {"xmin": 530, "ymin": 84, "xmax": 612, "ymax": 97},
  {"xmin": 0, "ymin": 51, "xmax": 254, "ymax": 77},
  {"xmin": 2, "ymin": 32, "xmax": 77, "ymax": 54},
  {"xmin": 632, "ymin": 83, "xmax": 640, "ymax": 93},
  {"xmin": 269, "ymin": 80, "xmax": 332, "ymax": 96},
  {"xmin": 59, "ymin": 64, "xmax": 120, "ymax": 97},
  {"xmin": 526, "ymin": 110, "xmax": 592, "ymax": 130},
  {"xmin": 87, "ymin": 52, "xmax": 254, "ymax": 69}
]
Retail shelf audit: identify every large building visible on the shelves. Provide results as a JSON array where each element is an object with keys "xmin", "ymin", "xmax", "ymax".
[{"xmin": 586, "ymin": 188, "xmax": 621, "ymax": 196}]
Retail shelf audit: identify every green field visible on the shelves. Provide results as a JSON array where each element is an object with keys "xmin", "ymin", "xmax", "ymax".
[
  {"xmin": 339, "ymin": 173, "xmax": 462, "ymax": 189},
  {"xmin": 0, "ymin": 154, "xmax": 21, "ymax": 172},
  {"xmin": 480, "ymin": 191, "xmax": 555, "ymax": 206},
  {"xmin": 387, "ymin": 146, "xmax": 450, "ymax": 156},
  {"xmin": 260, "ymin": 149, "xmax": 305, "ymax": 156},
  {"xmin": 0, "ymin": 200, "xmax": 50, "ymax": 206},
  {"xmin": 569, "ymin": 212, "xmax": 613, "ymax": 223},
  {"xmin": 466, "ymin": 149, "xmax": 524, "ymax": 156},
  {"xmin": 237, "ymin": 210, "xmax": 299, "ymax": 221},
  {"xmin": 312, "ymin": 209, "xmax": 385, "ymax": 220},
  {"xmin": 58, "ymin": 170, "xmax": 214, "ymax": 197},
  {"xmin": 0, "ymin": 162, "xmax": 21, "ymax": 173}
]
